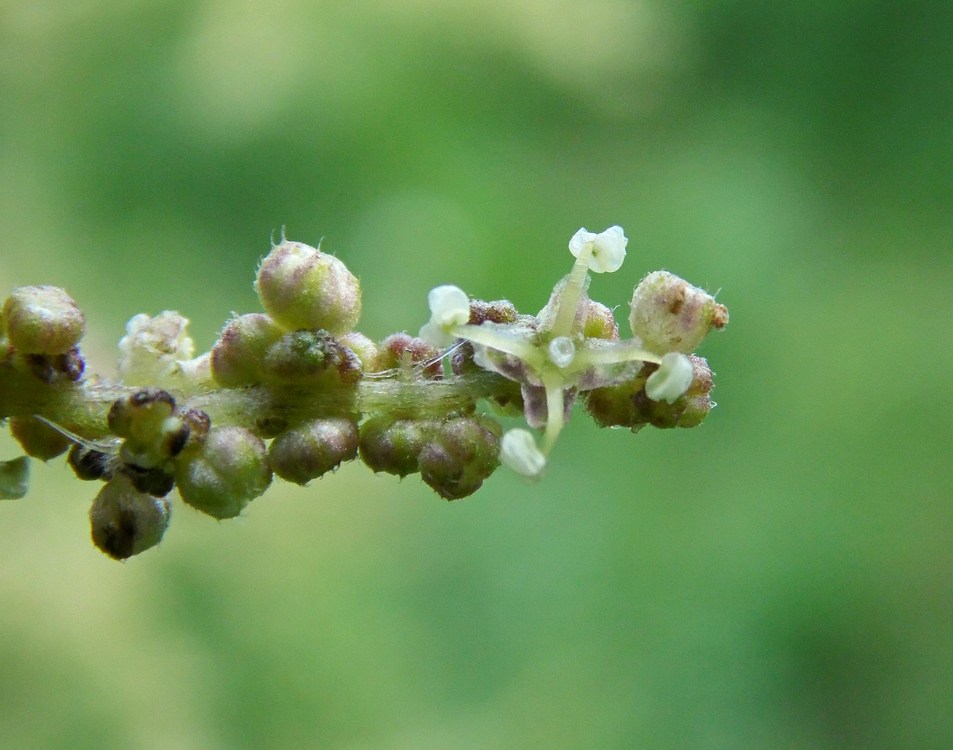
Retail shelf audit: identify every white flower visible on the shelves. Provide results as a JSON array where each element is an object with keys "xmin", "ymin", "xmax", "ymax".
[
  {"xmin": 419, "ymin": 284, "xmax": 470, "ymax": 347},
  {"xmin": 499, "ymin": 429, "xmax": 547, "ymax": 478},
  {"xmin": 118, "ymin": 311, "xmax": 196, "ymax": 386},
  {"xmin": 568, "ymin": 225, "xmax": 627, "ymax": 273},
  {"xmin": 645, "ymin": 352, "xmax": 694, "ymax": 404}
]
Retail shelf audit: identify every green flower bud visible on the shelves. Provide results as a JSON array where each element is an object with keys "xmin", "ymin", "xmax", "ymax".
[
  {"xmin": 358, "ymin": 417, "xmax": 436, "ymax": 477},
  {"xmin": 269, "ymin": 417, "xmax": 359, "ymax": 485},
  {"xmin": 108, "ymin": 389, "xmax": 188, "ymax": 469},
  {"xmin": 583, "ymin": 300, "xmax": 620, "ymax": 340},
  {"xmin": 628, "ymin": 271, "xmax": 728, "ymax": 354},
  {"xmin": 262, "ymin": 330, "xmax": 362, "ymax": 386},
  {"xmin": 174, "ymin": 426, "xmax": 271, "ymax": 519},
  {"xmin": 337, "ymin": 331, "xmax": 379, "ymax": 370},
  {"xmin": 418, "ymin": 416, "xmax": 501, "ymax": 500},
  {"xmin": 2, "ymin": 286, "xmax": 85, "ymax": 355},
  {"xmin": 9, "ymin": 416, "xmax": 71, "ymax": 460},
  {"xmin": 68, "ymin": 444, "xmax": 117, "ymax": 481},
  {"xmin": 255, "ymin": 240, "xmax": 361, "ymax": 335},
  {"xmin": 210, "ymin": 313, "xmax": 284, "ymax": 387},
  {"xmin": 89, "ymin": 474, "xmax": 171, "ymax": 560}
]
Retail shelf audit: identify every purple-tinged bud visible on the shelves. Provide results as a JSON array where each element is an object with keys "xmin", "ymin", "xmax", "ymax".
[
  {"xmin": 210, "ymin": 313, "xmax": 284, "ymax": 387},
  {"xmin": 89, "ymin": 474, "xmax": 171, "ymax": 560},
  {"xmin": 418, "ymin": 416, "xmax": 501, "ymax": 500},
  {"xmin": 628, "ymin": 271, "xmax": 728, "ymax": 354},
  {"xmin": 375, "ymin": 333, "xmax": 442, "ymax": 379},
  {"xmin": 269, "ymin": 417, "xmax": 359, "ymax": 485},
  {"xmin": 262, "ymin": 330, "xmax": 362, "ymax": 386},
  {"xmin": 68, "ymin": 445, "xmax": 117, "ymax": 481},
  {"xmin": 255, "ymin": 240, "xmax": 362, "ymax": 335},
  {"xmin": 2, "ymin": 286, "xmax": 85, "ymax": 355},
  {"xmin": 9, "ymin": 416, "xmax": 71, "ymax": 460},
  {"xmin": 174, "ymin": 426, "xmax": 271, "ymax": 519},
  {"xmin": 358, "ymin": 417, "xmax": 437, "ymax": 477},
  {"xmin": 584, "ymin": 355, "xmax": 715, "ymax": 431},
  {"xmin": 467, "ymin": 299, "xmax": 519, "ymax": 325}
]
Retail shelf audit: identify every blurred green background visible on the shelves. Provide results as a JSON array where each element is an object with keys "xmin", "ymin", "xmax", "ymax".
[{"xmin": 2, "ymin": 1, "xmax": 951, "ymax": 748}]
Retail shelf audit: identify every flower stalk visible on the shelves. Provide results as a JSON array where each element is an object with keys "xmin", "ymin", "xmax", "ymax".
[{"xmin": 1, "ymin": 228, "xmax": 728, "ymax": 558}]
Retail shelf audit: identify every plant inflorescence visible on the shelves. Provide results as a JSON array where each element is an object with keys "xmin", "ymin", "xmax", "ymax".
[{"xmin": 0, "ymin": 227, "xmax": 728, "ymax": 559}]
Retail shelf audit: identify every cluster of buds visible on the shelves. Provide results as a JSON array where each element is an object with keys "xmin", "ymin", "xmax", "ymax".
[{"xmin": 0, "ymin": 227, "xmax": 727, "ymax": 560}]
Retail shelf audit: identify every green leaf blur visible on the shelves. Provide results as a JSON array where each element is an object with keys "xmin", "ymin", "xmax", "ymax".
[{"xmin": 1, "ymin": 1, "xmax": 951, "ymax": 748}]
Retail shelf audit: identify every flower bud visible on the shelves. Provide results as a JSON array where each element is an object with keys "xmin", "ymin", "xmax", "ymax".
[
  {"xmin": 584, "ymin": 355, "xmax": 715, "ymax": 430},
  {"xmin": 262, "ymin": 330, "xmax": 362, "ymax": 386},
  {"xmin": 269, "ymin": 417, "xmax": 359, "ymax": 485},
  {"xmin": 122, "ymin": 464, "xmax": 175, "ymax": 497},
  {"xmin": 9, "ymin": 416, "xmax": 71, "ymax": 460},
  {"xmin": 255, "ymin": 240, "xmax": 361, "ymax": 335},
  {"xmin": 337, "ymin": 331, "xmax": 379, "ymax": 370},
  {"xmin": 109, "ymin": 388, "xmax": 188, "ymax": 469},
  {"xmin": 418, "ymin": 416, "xmax": 501, "ymax": 500},
  {"xmin": 89, "ymin": 474, "xmax": 171, "ymax": 560},
  {"xmin": 375, "ymin": 333, "xmax": 442, "ymax": 379},
  {"xmin": 2, "ymin": 286, "xmax": 85, "ymax": 355},
  {"xmin": 358, "ymin": 417, "xmax": 436, "ymax": 477},
  {"xmin": 210, "ymin": 313, "xmax": 284, "ymax": 387},
  {"xmin": 628, "ymin": 271, "xmax": 728, "ymax": 354},
  {"xmin": 174, "ymin": 426, "xmax": 271, "ymax": 519},
  {"xmin": 583, "ymin": 301, "xmax": 619, "ymax": 340}
]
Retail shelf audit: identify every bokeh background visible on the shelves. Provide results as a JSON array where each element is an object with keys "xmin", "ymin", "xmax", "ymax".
[{"xmin": 2, "ymin": 1, "xmax": 951, "ymax": 748}]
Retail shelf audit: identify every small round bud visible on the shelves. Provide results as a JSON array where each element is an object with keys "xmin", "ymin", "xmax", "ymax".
[
  {"xmin": 255, "ymin": 240, "xmax": 361, "ymax": 335},
  {"xmin": 337, "ymin": 331, "xmax": 379, "ymax": 370},
  {"xmin": 418, "ymin": 416, "xmax": 501, "ymax": 500},
  {"xmin": 9, "ymin": 417, "xmax": 71, "ymax": 460},
  {"xmin": 3, "ymin": 286, "xmax": 85, "ymax": 355},
  {"xmin": 269, "ymin": 417, "xmax": 359, "ymax": 485},
  {"xmin": 174, "ymin": 426, "xmax": 271, "ymax": 519},
  {"xmin": 583, "ymin": 301, "xmax": 619, "ymax": 340},
  {"xmin": 358, "ymin": 417, "xmax": 436, "ymax": 477},
  {"xmin": 628, "ymin": 271, "xmax": 728, "ymax": 354},
  {"xmin": 68, "ymin": 444, "xmax": 117, "ymax": 481},
  {"xmin": 467, "ymin": 299, "xmax": 519, "ymax": 325},
  {"xmin": 90, "ymin": 474, "xmax": 171, "ymax": 560},
  {"xmin": 210, "ymin": 313, "xmax": 284, "ymax": 387},
  {"xmin": 262, "ymin": 330, "xmax": 362, "ymax": 386},
  {"xmin": 109, "ymin": 388, "xmax": 186, "ymax": 469},
  {"xmin": 375, "ymin": 333, "xmax": 442, "ymax": 379}
]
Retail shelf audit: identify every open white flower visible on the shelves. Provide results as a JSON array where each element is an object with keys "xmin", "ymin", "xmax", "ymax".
[
  {"xmin": 645, "ymin": 352, "xmax": 694, "ymax": 403},
  {"xmin": 418, "ymin": 284, "xmax": 470, "ymax": 347},
  {"xmin": 499, "ymin": 428, "xmax": 547, "ymax": 478},
  {"xmin": 568, "ymin": 226, "xmax": 627, "ymax": 273}
]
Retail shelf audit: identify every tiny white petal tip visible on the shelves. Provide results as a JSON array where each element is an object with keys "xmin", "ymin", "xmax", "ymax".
[
  {"xmin": 499, "ymin": 429, "xmax": 547, "ymax": 478},
  {"xmin": 420, "ymin": 285, "xmax": 470, "ymax": 347},
  {"xmin": 645, "ymin": 352, "xmax": 694, "ymax": 404},
  {"xmin": 568, "ymin": 226, "xmax": 627, "ymax": 274}
]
